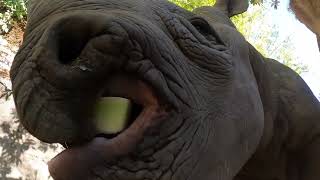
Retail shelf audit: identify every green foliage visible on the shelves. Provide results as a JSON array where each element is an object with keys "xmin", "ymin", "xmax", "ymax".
[
  {"xmin": 0, "ymin": 0, "xmax": 27, "ymax": 33},
  {"xmin": 169, "ymin": 0, "xmax": 215, "ymax": 11},
  {"xmin": 1, "ymin": 0, "xmax": 27, "ymax": 21}
]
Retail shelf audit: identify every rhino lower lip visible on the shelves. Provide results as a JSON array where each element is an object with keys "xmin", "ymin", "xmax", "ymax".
[{"xmin": 48, "ymin": 102, "xmax": 166, "ymax": 180}]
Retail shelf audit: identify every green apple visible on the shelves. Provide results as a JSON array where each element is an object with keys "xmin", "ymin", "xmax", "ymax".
[{"xmin": 94, "ymin": 97, "xmax": 132, "ymax": 134}]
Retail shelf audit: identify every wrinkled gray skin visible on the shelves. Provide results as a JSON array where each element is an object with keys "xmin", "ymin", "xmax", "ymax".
[{"xmin": 10, "ymin": 0, "xmax": 320, "ymax": 179}]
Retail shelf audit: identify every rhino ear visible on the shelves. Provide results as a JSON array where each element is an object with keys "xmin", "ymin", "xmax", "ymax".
[{"xmin": 214, "ymin": 0, "xmax": 249, "ymax": 17}]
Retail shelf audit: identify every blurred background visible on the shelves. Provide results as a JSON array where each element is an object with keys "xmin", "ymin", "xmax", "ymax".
[{"xmin": 0, "ymin": 0, "xmax": 319, "ymax": 179}]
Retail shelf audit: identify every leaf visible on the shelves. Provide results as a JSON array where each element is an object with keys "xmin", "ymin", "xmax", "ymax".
[{"xmin": 251, "ymin": 0, "xmax": 263, "ymax": 5}]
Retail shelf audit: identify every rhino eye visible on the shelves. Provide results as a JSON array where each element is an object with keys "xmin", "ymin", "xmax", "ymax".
[
  {"xmin": 190, "ymin": 17, "xmax": 212, "ymax": 36},
  {"xmin": 189, "ymin": 17, "xmax": 224, "ymax": 44}
]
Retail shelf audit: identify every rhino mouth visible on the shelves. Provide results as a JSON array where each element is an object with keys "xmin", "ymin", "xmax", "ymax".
[
  {"xmin": 95, "ymin": 73, "xmax": 156, "ymax": 137},
  {"xmin": 48, "ymin": 72, "xmax": 170, "ymax": 179},
  {"xmin": 64, "ymin": 73, "xmax": 162, "ymax": 147}
]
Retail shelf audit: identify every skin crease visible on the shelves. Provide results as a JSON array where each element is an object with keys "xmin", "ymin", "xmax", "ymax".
[
  {"xmin": 10, "ymin": 0, "xmax": 320, "ymax": 179},
  {"xmin": 290, "ymin": 0, "xmax": 320, "ymax": 50}
]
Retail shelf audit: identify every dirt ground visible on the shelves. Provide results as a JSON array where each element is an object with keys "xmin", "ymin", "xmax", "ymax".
[
  {"xmin": 0, "ymin": 22, "xmax": 25, "ymax": 80},
  {"xmin": 4, "ymin": 22, "xmax": 25, "ymax": 47}
]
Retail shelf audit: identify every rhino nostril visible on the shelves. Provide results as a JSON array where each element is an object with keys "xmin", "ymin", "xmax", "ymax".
[{"xmin": 57, "ymin": 27, "xmax": 91, "ymax": 64}]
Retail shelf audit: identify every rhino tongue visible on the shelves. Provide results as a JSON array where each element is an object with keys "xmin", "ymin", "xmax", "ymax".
[{"xmin": 94, "ymin": 97, "xmax": 132, "ymax": 134}]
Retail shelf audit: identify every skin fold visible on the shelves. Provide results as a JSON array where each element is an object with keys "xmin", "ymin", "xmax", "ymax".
[{"xmin": 10, "ymin": 0, "xmax": 320, "ymax": 179}]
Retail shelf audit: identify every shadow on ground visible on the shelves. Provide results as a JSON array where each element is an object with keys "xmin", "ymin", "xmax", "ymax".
[{"xmin": 0, "ymin": 83, "xmax": 60, "ymax": 179}]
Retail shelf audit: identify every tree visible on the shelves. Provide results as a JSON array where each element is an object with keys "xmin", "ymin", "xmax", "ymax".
[
  {"xmin": 169, "ymin": 0, "xmax": 215, "ymax": 11},
  {"xmin": 170, "ymin": 0, "xmax": 307, "ymax": 74},
  {"xmin": 232, "ymin": 5, "xmax": 307, "ymax": 73}
]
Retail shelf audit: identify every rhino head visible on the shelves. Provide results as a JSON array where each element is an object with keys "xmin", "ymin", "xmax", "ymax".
[{"xmin": 11, "ymin": 0, "xmax": 269, "ymax": 179}]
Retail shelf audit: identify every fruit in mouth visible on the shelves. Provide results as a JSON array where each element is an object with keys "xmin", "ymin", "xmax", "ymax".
[{"xmin": 94, "ymin": 97, "xmax": 132, "ymax": 134}]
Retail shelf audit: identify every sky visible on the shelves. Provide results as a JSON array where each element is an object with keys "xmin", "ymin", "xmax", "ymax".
[{"xmin": 263, "ymin": 0, "xmax": 320, "ymax": 99}]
